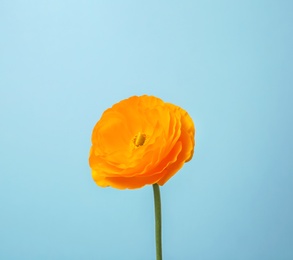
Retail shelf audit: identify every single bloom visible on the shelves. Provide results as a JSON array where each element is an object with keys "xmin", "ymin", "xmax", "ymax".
[{"xmin": 89, "ymin": 95, "xmax": 195, "ymax": 189}]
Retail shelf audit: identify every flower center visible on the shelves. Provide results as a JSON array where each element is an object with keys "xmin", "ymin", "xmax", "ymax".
[{"xmin": 133, "ymin": 132, "xmax": 146, "ymax": 147}]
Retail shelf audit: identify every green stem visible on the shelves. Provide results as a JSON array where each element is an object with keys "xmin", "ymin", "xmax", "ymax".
[{"xmin": 153, "ymin": 184, "xmax": 162, "ymax": 260}]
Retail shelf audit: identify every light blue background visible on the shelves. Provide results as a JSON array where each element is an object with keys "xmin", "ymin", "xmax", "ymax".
[{"xmin": 1, "ymin": 1, "xmax": 292, "ymax": 259}]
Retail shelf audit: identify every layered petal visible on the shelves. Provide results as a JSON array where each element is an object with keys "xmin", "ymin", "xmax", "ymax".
[{"xmin": 89, "ymin": 95, "xmax": 195, "ymax": 189}]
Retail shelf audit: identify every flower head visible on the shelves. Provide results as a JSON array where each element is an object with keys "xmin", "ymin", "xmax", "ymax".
[{"xmin": 89, "ymin": 95, "xmax": 195, "ymax": 189}]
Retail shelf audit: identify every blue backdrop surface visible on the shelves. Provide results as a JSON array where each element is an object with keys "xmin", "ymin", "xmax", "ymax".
[{"xmin": 0, "ymin": 1, "xmax": 292, "ymax": 259}]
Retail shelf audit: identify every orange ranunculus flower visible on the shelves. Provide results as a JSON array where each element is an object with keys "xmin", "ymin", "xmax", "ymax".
[{"xmin": 89, "ymin": 95, "xmax": 195, "ymax": 189}]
